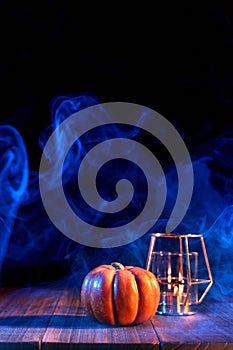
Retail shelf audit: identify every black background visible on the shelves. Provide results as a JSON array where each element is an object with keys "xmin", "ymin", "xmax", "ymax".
[
  {"xmin": 0, "ymin": 1, "xmax": 233, "ymax": 288},
  {"xmin": 1, "ymin": 2, "xmax": 232, "ymax": 161}
]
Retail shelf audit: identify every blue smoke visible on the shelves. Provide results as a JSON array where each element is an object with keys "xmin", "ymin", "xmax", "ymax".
[
  {"xmin": 0, "ymin": 125, "xmax": 29, "ymax": 286},
  {"xmin": 1, "ymin": 93, "xmax": 233, "ymax": 301},
  {"xmin": 180, "ymin": 138, "xmax": 233, "ymax": 300}
]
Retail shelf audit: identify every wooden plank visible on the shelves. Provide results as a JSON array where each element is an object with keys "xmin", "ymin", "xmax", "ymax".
[
  {"xmin": 151, "ymin": 298, "xmax": 233, "ymax": 350},
  {"xmin": 0, "ymin": 287, "xmax": 63, "ymax": 350},
  {"xmin": 1, "ymin": 287, "xmax": 233, "ymax": 349},
  {"xmin": 42, "ymin": 288, "xmax": 159, "ymax": 350}
]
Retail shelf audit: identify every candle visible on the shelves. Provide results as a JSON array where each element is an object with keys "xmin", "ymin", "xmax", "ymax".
[{"xmin": 167, "ymin": 253, "xmax": 172, "ymax": 290}]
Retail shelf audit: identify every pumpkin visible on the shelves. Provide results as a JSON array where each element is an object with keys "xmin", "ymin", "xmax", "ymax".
[{"xmin": 81, "ymin": 262, "xmax": 160, "ymax": 326}]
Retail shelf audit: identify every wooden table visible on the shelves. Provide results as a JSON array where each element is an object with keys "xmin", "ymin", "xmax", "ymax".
[{"xmin": 0, "ymin": 286, "xmax": 232, "ymax": 349}]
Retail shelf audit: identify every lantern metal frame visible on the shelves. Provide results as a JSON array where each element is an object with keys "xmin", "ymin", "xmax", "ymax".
[{"xmin": 146, "ymin": 233, "xmax": 213, "ymax": 315}]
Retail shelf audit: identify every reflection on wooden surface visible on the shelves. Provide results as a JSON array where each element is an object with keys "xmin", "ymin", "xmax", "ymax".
[{"xmin": 0, "ymin": 287, "xmax": 232, "ymax": 349}]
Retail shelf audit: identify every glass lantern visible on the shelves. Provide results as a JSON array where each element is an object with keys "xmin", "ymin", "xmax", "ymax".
[{"xmin": 146, "ymin": 233, "xmax": 213, "ymax": 315}]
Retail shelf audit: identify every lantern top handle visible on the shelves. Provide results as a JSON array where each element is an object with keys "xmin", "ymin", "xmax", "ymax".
[{"xmin": 152, "ymin": 233, "xmax": 203, "ymax": 238}]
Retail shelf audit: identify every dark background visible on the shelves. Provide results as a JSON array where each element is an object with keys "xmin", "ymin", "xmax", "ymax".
[
  {"xmin": 0, "ymin": 2, "xmax": 233, "ymax": 292},
  {"xmin": 1, "ymin": 2, "xmax": 232, "ymax": 158}
]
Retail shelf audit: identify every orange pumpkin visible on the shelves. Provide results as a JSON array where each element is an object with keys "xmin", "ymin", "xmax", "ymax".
[{"xmin": 81, "ymin": 262, "xmax": 160, "ymax": 326}]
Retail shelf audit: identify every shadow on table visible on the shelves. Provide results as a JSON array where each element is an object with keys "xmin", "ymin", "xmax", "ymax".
[{"xmin": 0, "ymin": 315, "xmax": 136, "ymax": 329}]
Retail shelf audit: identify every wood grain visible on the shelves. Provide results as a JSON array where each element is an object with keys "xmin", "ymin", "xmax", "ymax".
[
  {"xmin": 42, "ymin": 288, "xmax": 159, "ymax": 349},
  {"xmin": 151, "ymin": 298, "xmax": 233, "ymax": 350},
  {"xmin": 0, "ymin": 287, "xmax": 233, "ymax": 349},
  {"xmin": 0, "ymin": 286, "xmax": 62, "ymax": 350}
]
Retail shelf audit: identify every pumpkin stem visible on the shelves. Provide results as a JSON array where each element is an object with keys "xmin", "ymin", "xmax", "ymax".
[{"xmin": 111, "ymin": 262, "xmax": 124, "ymax": 270}]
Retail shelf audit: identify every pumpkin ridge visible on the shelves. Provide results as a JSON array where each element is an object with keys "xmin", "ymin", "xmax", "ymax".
[
  {"xmin": 81, "ymin": 263, "xmax": 160, "ymax": 326},
  {"xmin": 130, "ymin": 270, "xmax": 140, "ymax": 324},
  {"xmin": 112, "ymin": 272, "xmax": 117, "ymax": 325},
  {"xmin": 115, "ymin": 269, "xmax": 139, "ymax": 325},
  {"xmin": 132, "ymin": 273, "xmax": 139, "ymax": 324}
]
